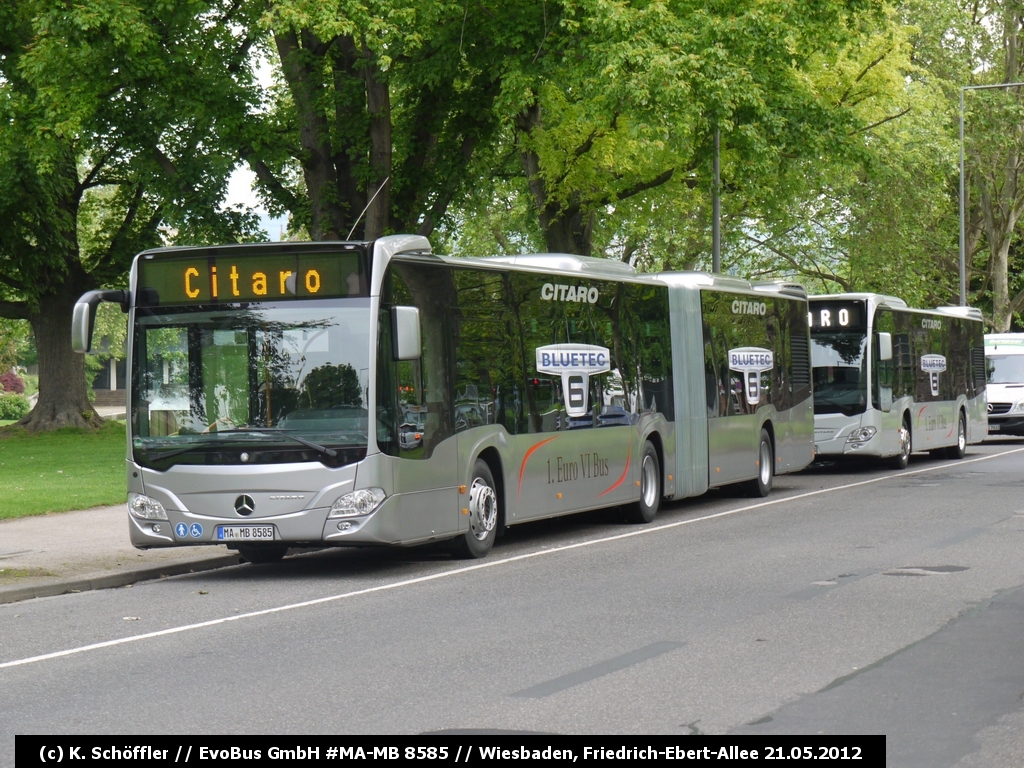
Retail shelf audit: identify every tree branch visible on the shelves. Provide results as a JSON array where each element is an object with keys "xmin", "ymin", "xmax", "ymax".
[
  {"xmin": 76, "ymin": 149, "xmax": 114, "ymax": 199},
  {"xmin": 838, "ymin": 47, "xmax": 893, "ymax": 105},
  {"xmin": 851, "ymin": 107, "xmax": 912, "ymax": 135},
  {"xmin": 241, "ymin": 151, "xmax": 300, "ymax": 214},
  {"xmin": 743, "ymin": 233, "xmax": 852, "ymax": 291},
  {"xmin": 0, "ymin": 269, "xmax": 29, "ymax": 293},
  {"xmin": 611, "ymin": 168, "xmax": 675, "ymax": 204},
  {"xmin": 0, "ymin": 300, "xmax": 31, "ymax": 320}
]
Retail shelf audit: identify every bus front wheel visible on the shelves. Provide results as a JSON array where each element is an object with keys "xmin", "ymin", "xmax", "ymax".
[
  {"xmin": 627, "ymin": 441, "xmax": 662, "ymax": 524},
  {"xmin": 888, "ymin": 416, "xmax": 912, "ymax": 470},
  {"xmin": 451, "ymin": 459, "xmax": 498, "ymax": 559}
]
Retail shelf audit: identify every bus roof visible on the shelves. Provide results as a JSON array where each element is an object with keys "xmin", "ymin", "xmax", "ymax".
[
  {"xmin": 808, "ymin": 292, "xmax": 907, "ymax": 307},
  {"xmin": 808, "ymin": 293, "xmax": 984, "ymax": 322}
]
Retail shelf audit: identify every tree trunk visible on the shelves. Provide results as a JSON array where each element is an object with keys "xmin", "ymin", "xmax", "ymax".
[
  {"xmin": 18, "ymin": 289, "xmax": 105, "ymax": 432},
  {"xmin": 275, "ymin": 29, "xmax": 347, "ymax": 241},
  {"xmin": 516, "ymin": 104, "xmax": 594, "ymax": 256}
]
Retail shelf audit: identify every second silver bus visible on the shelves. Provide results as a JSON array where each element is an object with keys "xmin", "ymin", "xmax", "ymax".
[{"xmin": 809, "ymin": 294, "xmax": 987, "ymax": 468}]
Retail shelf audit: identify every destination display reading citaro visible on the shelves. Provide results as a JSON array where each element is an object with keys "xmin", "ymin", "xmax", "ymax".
[
  {"xmin": 137, "ymin": 250, "xmax": 366, "ymax": 305},
  {"xmin": 72, "ymin": 237, "xmax": 815, "ymax": 564}
]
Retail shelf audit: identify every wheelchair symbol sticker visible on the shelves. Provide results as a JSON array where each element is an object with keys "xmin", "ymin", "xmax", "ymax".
[{"xmin": 189, "ymin": 523, "xmax": 203, "ymax": 538}]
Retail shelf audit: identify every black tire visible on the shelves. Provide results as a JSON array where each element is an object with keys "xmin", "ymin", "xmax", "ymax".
[
  {"xmin": 627, "ymin": 441, "xmax": 662, "ymax": 523},
  {"xmin": 887, "ymin": 415, "xmax": 912, "ymax": 470},
  {"xmin": 741, "ymin": 429, "xmax": 774, "ymax": 497},
  {"xmin": 238, "ymin": 544, "xmax": 288, "ymax": 564},
  {"xmin": 944, "ymin": 410, "xmax": 967, "ymax": 459},
  {"xmin": 451, "ymin": 459, "xmax": 499, "ymax": 559}
]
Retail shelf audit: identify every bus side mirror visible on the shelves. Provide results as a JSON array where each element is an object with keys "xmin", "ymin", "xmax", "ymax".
[
  {"xmin": 391, "ymin": 306, "xmax": 421, "ymax": 360},
  {"xmin": 71, "ymin": 290, "xmax": 128, "ymax": 353},
  {"xmin": 878, "ymin": 332, "xmax": 893, "ymax": 362}
]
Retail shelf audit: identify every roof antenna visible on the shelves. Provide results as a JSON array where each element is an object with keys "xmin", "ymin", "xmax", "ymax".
[{"xmin": 347, "ymin": 176, "xmax": 391, "ymax": 240}]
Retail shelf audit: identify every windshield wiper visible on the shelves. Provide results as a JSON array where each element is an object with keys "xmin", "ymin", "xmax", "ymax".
[
  {"xmin": 211, "ymin": 428, "xmax": 338, "ymax": 458},
  {"xmin": 142, "ymin": 440, "xmax": 234, "ymax": 462}
]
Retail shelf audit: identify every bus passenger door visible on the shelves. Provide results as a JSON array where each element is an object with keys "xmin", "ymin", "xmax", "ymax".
[{"xmin": 387, "ymin": 353, "xmax": 459, "ymax": 542}]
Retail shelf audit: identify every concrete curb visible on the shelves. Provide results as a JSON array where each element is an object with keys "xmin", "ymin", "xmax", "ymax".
[{"xmin": 0, "ymin": 554, "xmax": 245, "ymax": 605}]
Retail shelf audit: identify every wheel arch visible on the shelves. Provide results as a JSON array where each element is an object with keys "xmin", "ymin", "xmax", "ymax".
[
  {"xmin": 642, "ymin": 429, "xmax": 666, "ymax": 491},
  {"xmin": 760, "ymin": 418, "xmax": 776, "ymax": 469}
]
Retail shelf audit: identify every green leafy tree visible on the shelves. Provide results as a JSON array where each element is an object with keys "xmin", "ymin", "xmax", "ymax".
[
  {"xmin": 0, "ymin": 0, "xmax": 261, "ymax": 431},
  {"xmin": 237, "ymin": 1, "xmax": 548, "ymax": 242},
  {"xmin": 958, "ymin": 1, "xmax": 1024, "ymax": 329},
  {"xmin": 496, "ymin": 0, "xmax": 891, "ymax": 257}
]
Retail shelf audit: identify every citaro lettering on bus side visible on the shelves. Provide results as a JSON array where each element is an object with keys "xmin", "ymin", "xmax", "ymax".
[
  {"xmin": 540, "ymin": 282, "xmax": 599, "ymax": 304},
  {"xmin": 732, "ymin": 299, "xmax": 767, "ymax": 315},
  {"xmin": 922, "ymin": 317, "xmax": 942, "ymax": 330},
  {"xmin": 182, "ymin": 264, "xmax": 322, "ymax": 300}
]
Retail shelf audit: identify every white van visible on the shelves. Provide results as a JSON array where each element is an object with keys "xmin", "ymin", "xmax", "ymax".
[{"xmin": 984, "ymin": 333, "xmax": 1024, "ymax": 435}]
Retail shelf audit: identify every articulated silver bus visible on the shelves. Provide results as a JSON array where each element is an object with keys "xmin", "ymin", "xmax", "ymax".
[
  {"xmin": 73, "ymin": 236, "xmax": 814, "ymax": 562},
  {"xmin": 809, "ymin": 294, "xmax": 987, "ymax": 468}
]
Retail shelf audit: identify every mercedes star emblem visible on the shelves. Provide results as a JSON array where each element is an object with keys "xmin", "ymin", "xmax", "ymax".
[{"xmin": 234, "ymin": 494, "xmax": 256, "ymax": 516}]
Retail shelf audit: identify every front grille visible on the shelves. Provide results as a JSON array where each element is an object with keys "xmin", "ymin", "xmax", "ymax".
[{"xmin": 990, "ymin": 403, "xmax": 1012, "ymax": 415}]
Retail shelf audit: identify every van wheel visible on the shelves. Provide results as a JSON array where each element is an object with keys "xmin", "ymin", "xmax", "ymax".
[
  {"xmin": 238, "ymin": 544, "xmax": 288, "ymax": 564},
  {"xmin": 741, "ymin": 429, "xmax": 774, "ymax": 497},
  {"xmin": 451, "ymin": 459, "xmax": 498, "ymax": 559},
  {"xmin": 945, "ymin": 411, "xmax": 967, "ymax": 459},
  {"xmin": 888, "ymin": 416, "xmax": 912, "ymax": 469},
  {"xmin": 627, "ymin": 441, "xmax": 662, "ymax": 523}
]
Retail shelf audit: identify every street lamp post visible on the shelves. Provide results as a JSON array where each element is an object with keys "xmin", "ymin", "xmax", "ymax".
[{"xmin": 959, "ymin": 82, "xmax": 1024, "ymax": 306}]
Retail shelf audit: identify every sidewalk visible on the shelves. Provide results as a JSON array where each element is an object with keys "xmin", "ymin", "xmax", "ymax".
[
  {"xmin": 0, "ymin": 408, "xmax": 246, "ymax": 604},
  {"xmin": 0, "ymin": 505, "xmax": 243, "ymax": 604}
]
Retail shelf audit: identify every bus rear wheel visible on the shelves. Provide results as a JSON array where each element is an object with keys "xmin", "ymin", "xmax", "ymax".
[
  {"xmin": 451, "ymin": 459, "xmax": 498, "ymax": 559},
  {"xmin": 627, "ymin": 441, "xmax": 662, "ymax": 523},
  {"xmin": 944, "ymin": 411, "xmax": 967, "ymax": 459},
  {"xmin": 238, "ymin": 544, "xmax": 288, "ymax": 564},
  {"xmin": 741, "ymin": 429, "xmax": 774, "ymax": 497}
]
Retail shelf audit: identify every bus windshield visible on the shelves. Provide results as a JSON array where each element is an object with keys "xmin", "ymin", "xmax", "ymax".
[
  {"xmin": 130, "ymin": 300, "xmax": 371, "ymax": 468},
  {"xmin": 811, "ymin": 331, "xmax": 867, "ymax": 416},
  {"xmin": 987, "ymin": 355, "xmax": 1024, "ymax": 384}
]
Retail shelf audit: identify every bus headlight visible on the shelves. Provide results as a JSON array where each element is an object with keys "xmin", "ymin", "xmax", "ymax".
[
  {"xmin": 329, "ymin": 488, "xmax": 386, "ymax": 518},
  {"xmin": 1013, "ymin": 401, "xmax": 1024, "ymax": 413},
  {"xmin": 128, "ymin": 493, "xmax": 168, "ymax": 520},
  {"xmin": 846, "ymin": 427, "xmax": 877, "ymax": 443}
]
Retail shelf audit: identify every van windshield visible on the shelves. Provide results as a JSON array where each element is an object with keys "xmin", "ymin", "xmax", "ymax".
[{"xmin": 987, "ymin": 355, "xmax": 1024, "ymax": 384}]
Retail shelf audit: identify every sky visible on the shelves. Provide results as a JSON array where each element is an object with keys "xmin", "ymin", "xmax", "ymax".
[{"xmin": 225, "ymin": 166, "xmax": 289, "ymax": 241}]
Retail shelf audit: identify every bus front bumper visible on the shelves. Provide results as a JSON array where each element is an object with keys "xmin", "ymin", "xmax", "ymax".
[
  {"xmin": 813, "ymin": 427, "xmax": 880, "ymax": 457},
  {"xmin": 127, "ymin": 494, "xmax": 440, "ymax": 550}
]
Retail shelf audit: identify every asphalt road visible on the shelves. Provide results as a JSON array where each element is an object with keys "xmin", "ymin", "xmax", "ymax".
[{"xmin": 4, "ymin": 439, "xmax": 1024, "ymax": 766}]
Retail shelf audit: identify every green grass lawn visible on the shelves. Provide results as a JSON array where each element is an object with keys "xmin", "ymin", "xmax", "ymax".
[{"xmin": 0, "ymin": 421, "xmax": 126, "ymax": 520}]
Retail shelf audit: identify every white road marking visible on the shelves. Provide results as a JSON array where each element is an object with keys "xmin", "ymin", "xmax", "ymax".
[{"xmin": 3, "ymin": 446, "xmax": 1022, "ymax": 670}]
